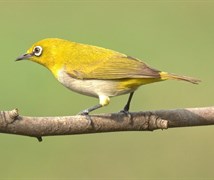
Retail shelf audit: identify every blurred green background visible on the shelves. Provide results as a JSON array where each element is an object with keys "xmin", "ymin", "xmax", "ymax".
[{"xmin": 0, "ymin": 1, "xmax": 213, "ymax": 179}]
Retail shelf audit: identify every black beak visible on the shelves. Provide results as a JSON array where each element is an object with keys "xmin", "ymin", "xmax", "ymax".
[{"xmin": 16, "ymin": 53, "xmax": 33, "ymax": 61}]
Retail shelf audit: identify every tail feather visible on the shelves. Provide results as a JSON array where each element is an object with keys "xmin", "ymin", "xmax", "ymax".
[{"xmin": 160, "ymin": 72, "xmax": 201, "ymax": 84}]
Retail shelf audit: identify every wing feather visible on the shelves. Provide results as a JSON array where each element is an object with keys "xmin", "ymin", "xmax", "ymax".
[
  {"xmin": 85, "ymin": 56, "xmax": 161, "ymax": 79},
  {"xmin": 64, "ymin": 46, "xmax": 161, "ymax": 80}
]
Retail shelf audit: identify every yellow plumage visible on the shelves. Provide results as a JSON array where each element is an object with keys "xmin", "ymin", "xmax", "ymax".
[{"xmin": 16, "ymin": 38, "xmax": 200, "ymax": 114}]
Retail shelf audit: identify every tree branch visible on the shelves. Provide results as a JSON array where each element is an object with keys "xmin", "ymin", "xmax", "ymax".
[{"xmin": 0, "ymin": 107, "xmax": 213, "ymax": 141}]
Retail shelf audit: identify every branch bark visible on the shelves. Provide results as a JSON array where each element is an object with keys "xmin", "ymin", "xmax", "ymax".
[{"xmin": 0, "ymin": 107, "xmax": 213, "ymax": 141}]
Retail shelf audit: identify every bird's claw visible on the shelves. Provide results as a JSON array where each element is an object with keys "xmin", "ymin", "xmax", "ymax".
[
  {"xmin": 78, "ymin": 111, "xmax": 93, "ymax": 127},
  {"xmin": 78, "ymin": 108, "xmax": 89, "ymax": 115},
  {"xmin": 120, "ymin": 109, "xmax": 130, "ymax": 116},
  {"xmin": 119, "ymin": 110, "xmax": 132, "ymax": 124}
]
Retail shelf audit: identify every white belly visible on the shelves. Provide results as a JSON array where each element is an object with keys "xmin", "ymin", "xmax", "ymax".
[{"xmin": 56, "ymin": 69, "xmax": 134, "ymax": 98}]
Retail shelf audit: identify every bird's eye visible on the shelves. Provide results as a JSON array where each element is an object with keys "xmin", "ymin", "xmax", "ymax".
[{"xmin": 33, "ymin": 46, "xmax": 43, "ymax": 57}]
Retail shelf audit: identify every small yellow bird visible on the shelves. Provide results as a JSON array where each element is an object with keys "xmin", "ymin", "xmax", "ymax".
[{"xmin": 16, "ymin": 38, "xmax": 200, "ymax": 115}]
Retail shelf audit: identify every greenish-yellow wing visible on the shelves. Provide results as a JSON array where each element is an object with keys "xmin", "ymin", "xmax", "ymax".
[{"xmin": 65, "ymin": 54, "xmax": 161, "ymax": 80}]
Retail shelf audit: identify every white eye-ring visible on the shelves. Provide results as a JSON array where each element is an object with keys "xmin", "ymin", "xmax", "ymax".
[{"xmin": 33, "ymin": 46, "xmax": 43, "ymax": 57}]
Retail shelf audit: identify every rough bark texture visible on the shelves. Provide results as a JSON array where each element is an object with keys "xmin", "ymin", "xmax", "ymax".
[{"xmin": 0, "ymin": 107, "xmax": 213, "ymax": 141}]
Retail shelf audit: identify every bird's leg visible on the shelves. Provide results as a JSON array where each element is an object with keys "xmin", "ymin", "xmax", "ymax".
[
  {"xmin": 120, "ymin": 92, "xmax": 134, "ymax": 113},
  {"xmin": 79, "ymin": 104, "xmax": 102, "ymax": 115},
  {"xmin": 120, "ymin": 92, "xmax": 135, "ymax": 124},
  {"xmin": 78, "ymin": 95, "xmax": 110, "ymax": 125},
  {"xmin": 78, "ymin": 104, "xmax": 102, "ymax": 126}
]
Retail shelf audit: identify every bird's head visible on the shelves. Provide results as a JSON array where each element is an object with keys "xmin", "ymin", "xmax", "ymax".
[{"xmin": 16, "ymin": 38, "xmax": 70, "ymax": 70}]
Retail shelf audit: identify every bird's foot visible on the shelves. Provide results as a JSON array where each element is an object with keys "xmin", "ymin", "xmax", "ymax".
[
  {"xmin": 78, "ymin": 111, "xmax": 93, "ymax": 127},
  {"xmin": 119, "ymin": 109, "xmax": 133, "ymax": 124},
  {"xmin": 120, "ymin": 109, "xmax": 131, "ymax": 117}
]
